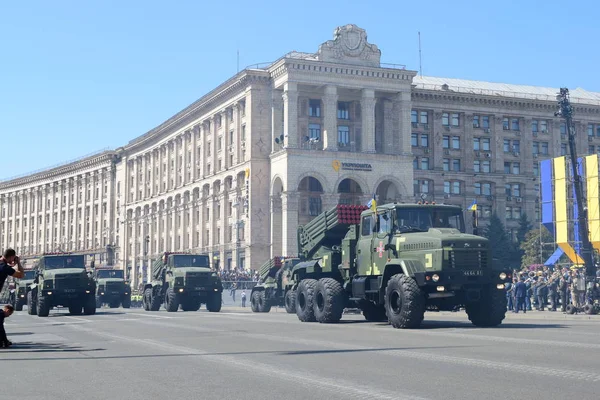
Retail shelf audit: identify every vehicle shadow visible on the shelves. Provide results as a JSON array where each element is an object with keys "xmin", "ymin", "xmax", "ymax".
[
  {"xmin": 417, "ymin": 320, "xmax": 567, "ymax": 330},
  {"xmin": 2, "ymin": 341, "xmax": 105, "ymax": 354}
]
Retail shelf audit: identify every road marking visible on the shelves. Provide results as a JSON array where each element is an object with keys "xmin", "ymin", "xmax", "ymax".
[
  {"xmin": 64, "ymin": 316, "xmax": 94, "ymax": 323},
  {"xmin": 123, "ymin": 312, "xmax": 175, "ymax": 319},
  {"xmin": 66, "ymin": 324, "xmax": 427, "ymax": 400}
]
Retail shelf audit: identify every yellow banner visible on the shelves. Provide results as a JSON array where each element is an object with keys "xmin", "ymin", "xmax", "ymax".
[
  {"xmin": 553, "ymin": 157, "xmax": 583, "ymax": 264},
  {"xmin": 586, "ymin": 155, "xmax": 600, "ymax": 251}
]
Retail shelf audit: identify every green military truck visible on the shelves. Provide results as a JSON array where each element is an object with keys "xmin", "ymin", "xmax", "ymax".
[
  {"xmin": 143, "ymin": 252, "xmax": 223, "ymax": 312},
  {"xmin": 12, "ymin": 269, "xmax": 36, "ymax": 311},
  {"xmin": 250, "ymin": 257, "xmax": 300, "ymax": 313},
  {"xmin": 94, "ymin": 268, "xmax": 131, "ymax": 309},
  {"xmin": 27, "ymin": 253, "xmax": 97, "ymax": 317},
  {"xmin": 290, "ymin": 203, "xmax": 511, "ymax": 328}
]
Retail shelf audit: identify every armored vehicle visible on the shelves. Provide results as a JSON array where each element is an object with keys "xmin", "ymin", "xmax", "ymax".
[
  {"xmin": 94, "ymin": 268, "xmax": 131, "ymax": 309},
  {"xmin": 12, "ymin": 269, "xmax": 36, "ymax": 311},
  {"xmin": 250, "ymin": 257, "xmax": 300, "ymax": 313},
  {"xmin": 290, "ymin": 203, "xmax": 511, "ymax": 328},
  {"xmin": 27, "ymin": 253, "xmax": 96, "ymax": 317},
  {"xmin": 143, "ymin": 252, "xmax": 223, "ymax": 312}
]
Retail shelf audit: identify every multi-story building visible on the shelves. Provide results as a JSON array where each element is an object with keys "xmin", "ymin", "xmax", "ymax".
[{"xmin": 1, "ymin": 24, "xmax": 600, "ymax": 286}]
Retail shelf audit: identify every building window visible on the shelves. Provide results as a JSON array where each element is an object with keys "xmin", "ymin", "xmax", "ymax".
[
  {"xmin": 419, "ymin": 111, "xmax": 428, "ymax": 124},
  {"xmin": 411, "ymin": 133, "xmax": 418, "ymax": 147},
  {"xmin": 504, "ymin": 162, "xmax": 511, "ymax": 174},
  {"xmin": 420, "ymin": 134, "xmax": 429, "ymax": 147},
  {"xmin": 540, "ymin": 120, "xmax": 548, "ymax": 132},
  {"xmin": 452, "ymin": 181, "xmax": 461, "ymax": 194},
  {"xmin": 504, "ymin": 139, "xmax": 511, "ymax": 153},
  {"xmin": 474, "ymin": 183, "xmax": 482, "ymax": 195},
  {"xmin": 561, "ymin": 143, "xmax": 567, "ymax": 156},
  {"xmin": 560, "ymin": 123, "xmax": 567, "ymax": 135},
  {"xmin": 532, "ymin": 120, "xmax": 539, "ymax": 133},
  {"xmin": 453, "ymin": 159, "xmax": 461, "ymax": 172},
  {"xmin": 229, "ymin": 130, "xmax": 234, "ymax": 144},
  {"xmin": 533, "ymin": 163, "xmax": 539, "ymax": 176},
  {"xmin": 218, "ymin": 136, "xmax": 222, "ymax": 151},
  {"xmin": 309, "ymin": 99, "xmax": 321, "ymax": 117},
  {"xmin": 512, "ymin": 140, "xmax": 520, "ymax": 153},
  {"xmin": 474, "ymin": 160, "xmax": 481, "ymax": 173},
  {"xmin": 482, "ymin": 116, "xmax": 490, "ymax": 129},
  {"xmin": 337, "ymin": 102, "xmax": 350, "ymax": 120},
  {"xmin": 541, "ymin": 142, "xmax": 549, "ymax": 155},
  {"xmin": 481, "ymin": 138, "xmax": 490, "ymax": 151},
  {"xmin": 473, "ymin": 115, "xmax": 480, "ymax": 128},
  {"xmin": 512, "ymin": 163, "xmax": 520, "ymax": 175},
  {"xmin": 503, "ymin": 118, "xmax": 510, "ymax": 130},
  {"xmin": 597, "ymin": 126, "xmax": 600, "ymax": 137},
  {"xmin": 411, "ymin": 110, "xmax": 418, "ymax": 124},
  {"xmin": 421, "ymin": 157, "xmax": 430, "ymax": 170},
  {"xmin": 421, "ymin": 180, "xmax": 430, "ymax": 193},
  {"xmin": 443, "ymin": 159, "xmax": 450, "ymax": 171},
  {"xmin": 513, "ymin": 184, "xmax": 521, "ymax": 197},
  {"xmin": 338, "ymin": 126, "xmax": 349, "ymax": 146},
  {"xmin": 444, "ymin": 181, "xmax": 450, "ymax": 194},
  {"xmin": 588, "ymin": 124, "xmax": 594, "ymax": 137},
  {"xmin": 533, "ymin": 142, "xmax": 539, "ymax": 154},
  {"xmin": 443, "ymin": 135, "xmax": 450, "ymax": 149},
  {"xmin": 309, "ymin": 123, "xmax": 321, "ymax": 140},
  {"xmin": 452, "ymin": 136, "xmax": 460, "ymax": 149},
  {"xmin": 511, "ymin": 119, "xmax": 520, "ymax": 131},
  {"xmin": 451, "ymin": 113, "xmax": 460, "ymax": 127},
  {"xmin": 442, "ymin": 113, "xmax": 450, "ymax": 126},
  {"xmin": 413, "ymin": 158, "xmax": 418, "ymax": 170},
  {"xmin": 474, "ymin": 137, "xmax": 480, "ymax": 151}
]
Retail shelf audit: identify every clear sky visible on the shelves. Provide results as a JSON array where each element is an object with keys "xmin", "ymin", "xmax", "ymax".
[{"xmin": 1, "ymin": 0, "xmax": 598, "ymax": 180}]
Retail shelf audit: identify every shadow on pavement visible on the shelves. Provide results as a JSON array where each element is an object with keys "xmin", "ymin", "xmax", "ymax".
[
  {"xmin": 2, "ymin": 341, "xmax": 105, "ymax": 354},
  {"xmin": 6, "ymin": 332, "xmax": 34, "ymax": 336},
  {"xmin": 418, "ymin": 320, "xmax": 567, "ymax": 330}
]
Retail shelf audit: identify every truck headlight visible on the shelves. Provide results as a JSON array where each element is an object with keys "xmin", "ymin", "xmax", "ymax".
[
  {"xmin": 499, "ymin": 272, "xmax": 507, "ymax": 280},
  {"xmin": 432, "ymin": 274, "xmax": 440, "ymax": 282}
]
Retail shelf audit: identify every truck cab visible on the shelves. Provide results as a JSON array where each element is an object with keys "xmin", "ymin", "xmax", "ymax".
[{"xmin": 95, "ymin": 268, "xmax": 131, "ymax": 309}]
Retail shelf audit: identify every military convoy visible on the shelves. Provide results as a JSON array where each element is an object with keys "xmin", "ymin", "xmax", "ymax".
[
  {"xmin": 94, "ymin": 268, "xmax": 131, "ymax": 309},
  {"xmin": 12, "ymin": 269, "xmax": 36, "ymax": 311},
  {"xmin": 27, "ymin": 253, "xmax": 97, "ymax": 317},
  {"xmin": 143, "ymin": 252, "xmax": 223, "ymax": 312},
  {"xmin": 250, "ymin": 257, "xmax": 300, "ymax": 313},
  {"xmin": 274, "ymin": 203, "xmax": 511, "ymax": 328}
]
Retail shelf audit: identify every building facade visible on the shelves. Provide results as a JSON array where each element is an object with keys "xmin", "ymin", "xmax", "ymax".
[{"xmin": 2, "ymin": 24, "xmax": 600, "ymax": 286}]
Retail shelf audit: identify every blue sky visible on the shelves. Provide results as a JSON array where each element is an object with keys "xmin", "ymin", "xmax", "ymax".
[{"xmin": 1, "ymin": 0, "xmax": 598, "ymax": 180}]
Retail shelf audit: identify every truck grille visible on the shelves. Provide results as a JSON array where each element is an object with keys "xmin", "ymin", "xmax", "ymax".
[
  {"xmin": 186, "ymin": 273, "xmax": 210, "ymax": 288},
  {"xmin": 448, "ymin": 250, "xmax": 487, "ymax": 269},
  {"xmin": 55, "ymin": 274, "xmax": 84, "ymax": 290},
  {"xmin": 106, "ymin": 282, "xmax": 122, "ymax": 292}
]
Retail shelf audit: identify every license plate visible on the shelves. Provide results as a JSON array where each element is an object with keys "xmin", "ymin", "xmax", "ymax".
[
  {"xmin": 463, "ymin": 270, "xmax": 483, "ymax": 276},
  {"xmin": 64, "ymin": 289, "xmax": 76, "ymax": 293},
  {"xmin": 195, "ymin": 287, "xmax": 205, "ymax": 291},
  {"xmin": 111, "ymin": 291, "xmax": 119, "ymax": 294}
]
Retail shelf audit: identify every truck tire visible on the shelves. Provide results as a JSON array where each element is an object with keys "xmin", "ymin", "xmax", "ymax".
[
  {"xmin": 182, "ymin": 297, "xmax": 201, "ymax": 311},
  {"xmin": 466, "ymin": 286, "xmax": 506, "ymax": 327},
  {"xmin": 165, "ymin": 288, "xmax": 179, "ymax": 312},
  {"xmin": 314, "ymin": 278, "xmax": 345, "ymax": 323},
  {"xmin": 83, "ymin": 294, "xmax": 97, "ymax": 315},
  {"xmin": 206, "ymin": 292, "xmax": 222, "ymax": 312},
  {"xmin": 37, "ymin": 295, "xmax": 51, "ymax": 317},
  {"xmin": 565, "ymin": 304, "xmax": 577, "ymax": 314},
  {"xmin": 122, "ymin": 296, "xmax": 131, "ymax": 309},
  {"xmin": 27, "ymin": 291, "xmax": 37, "ymax": 315},
  {"xmin": 257, "ymin": 291, "xmax": 271, "ymax": 313},
  {"xmin": 251, "ymin": 291, "xmax": 260, "ymax": 312},
  {"xmin": 296, "ymin": 279, "xmax": 317, "ymax": 322},
  {"xmin": 69, "ymin": 302, "xmax": 83, "ymax": 315},
  {"xmin": 109, "ymin": 300, "xmax": 120, "ymax": 309},
  {"xmin": 284, "ymin": 290, "xmax": 296, "ymax": 314},
  {"xmin": 584, "ymin": 304, "xmax": 596, "ymax": 315},
  {"xmin": 384, "ymin": 274, "xmax": 425, "ymax": 329},
  {"xmin": 143, "ymin": 289, "xmax": 151, "ymax": 311},
  {"xmin": 362, "ymin": 302, "xmax": 388, "ymax": 322},
  {"xmin": 15, "ymin": 297, "xmax": 25, "ymax": 312},
  {"xmin": 146, "ymin": 288, "xmax": 161, "ymax": 311}
]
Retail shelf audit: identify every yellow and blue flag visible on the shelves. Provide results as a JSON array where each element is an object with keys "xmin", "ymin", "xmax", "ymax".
[
  {"xmin": 468, "ymin": 199, "xmax": 477, "ymax": 211},
  {"xmin": 367, "ymin": 195, "xmax": 377, "ymax": 211}
]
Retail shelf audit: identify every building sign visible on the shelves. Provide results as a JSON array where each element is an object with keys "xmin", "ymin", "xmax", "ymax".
[{"xmin": 332, "ymin": 160, "xmax": 372, "ymax": 172}]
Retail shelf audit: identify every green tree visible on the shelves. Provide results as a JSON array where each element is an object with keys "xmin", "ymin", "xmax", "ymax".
[
  {"xmin": 516, "ymin": 213, "xmax": 533, "ymax": 243},
  {"xmin": 484, "ymin": 213, "xmax": 519, "ymax": 269},
  {"xmin": 520, "ymin": 227, "xmax": 554, "ymax": 269}
]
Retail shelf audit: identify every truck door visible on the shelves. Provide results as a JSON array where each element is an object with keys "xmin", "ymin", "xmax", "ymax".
[
  {"xmin": 371, "ymin": 211, "xmax": 392, "ymax": 277},
  {"xmin": 356, "ymin": 214, "xmax": 374, "ymax": 276}
]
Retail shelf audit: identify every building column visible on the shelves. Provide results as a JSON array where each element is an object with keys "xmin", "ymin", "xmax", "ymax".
[
  {"xmin": 191, "ymin": 128, "xmax": 198, "ymax": 182},
  {"xmin": 361, "ymin": 89, "xmax": 377, "ymax": 153},
  {"xmin": 270, "ymin": 195, "xmax": 282, "ymax": 257},
  {"xmin": 397, "ymin": 91, "xmax": 412, "ymax": 155},
  {"xmin": 281, "ymin": 191, "xmax": 299, "ymax": 257},
  {"xmin": 271, "ymin": 91, "xmax": 283, "ymax": 152},
  {"xmin": 283, "ymin": 82, "xmax": 298, "ymax": 149},
  {"xmin": 323, "ymin": 85, "xmax": 338, "ymax": 151}
]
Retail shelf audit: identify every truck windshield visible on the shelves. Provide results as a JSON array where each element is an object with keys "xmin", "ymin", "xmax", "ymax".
[
  {"xmin": 96, "ymin": 270, "xmax": 124, "ymax": 279},
  {"xmin": 171, "ymin": 255, "xmax": 210, "ymax": 268},
  {"xmin": 395, "ymin": 207, "xmax": 465, "ymax": 233},
  {"xmin": 23, "ymin": 270, "xmax": 36, "ymax": 280},
  {"xmin": 43, "ymin": 256, "xmax": 86, "ymax": 270}
]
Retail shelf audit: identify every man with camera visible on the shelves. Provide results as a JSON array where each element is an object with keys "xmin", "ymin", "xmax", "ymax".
[{"xmin": 0, "ymin": 249, "xmax": 25, "ymax": 289}]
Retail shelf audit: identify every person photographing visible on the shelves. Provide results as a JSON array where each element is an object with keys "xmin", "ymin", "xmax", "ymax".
[
  {"xmin": 0, "ymin": 304, "xmax": 14, "ymax": 347},
  {"xmin": 0, "ymin": 249, "xmax": 23, "ymax": 349}
]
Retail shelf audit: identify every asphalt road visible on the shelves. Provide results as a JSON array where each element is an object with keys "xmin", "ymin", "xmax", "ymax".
[{"xmin": 3, "ymin": 306, "xmax": 599, "ymax": 400}]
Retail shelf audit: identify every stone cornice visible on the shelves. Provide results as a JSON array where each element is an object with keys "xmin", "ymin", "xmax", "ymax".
[
  {"xmin": 0, "ymin": 151, "xmax": 118, "ymax": 192},
  {"xmin": 124, "ymin": 70, "xmax": 271, "ymax": 154},
  {"xmin": 412, "ymin": 89, "xmax": 600, "ymax": 115}
]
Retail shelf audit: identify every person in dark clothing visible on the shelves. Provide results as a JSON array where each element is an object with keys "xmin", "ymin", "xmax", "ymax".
[
  {"xmin": 0, "ymin": 248, "xmax": 25, "ymax": 290},
  {"xmin": 513, "ymin": 278, "xmax": 527, "ymax": 314},
  {"xmin": 537, "ymin": 279, "xmax": 548, "ymax": 311},
  {"xmin": 548, "ymin": 277, "xmax": 558, "ymax": 311},
  {"xmin": 0, "ymin": 304, "xmax": 14, "ymax": 348}
]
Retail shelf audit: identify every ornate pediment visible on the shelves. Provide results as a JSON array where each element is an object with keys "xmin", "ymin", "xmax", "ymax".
[{"xmin": 317, "ymin": 24, "xmax": 381, "ymax": 67}]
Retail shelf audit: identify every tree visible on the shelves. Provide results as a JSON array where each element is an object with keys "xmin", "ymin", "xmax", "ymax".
[
  {"xmin": 484, "ymin": 213, "xmax": 520, "ymax": 269},
  {"xmin": 520, "ymin": 227, "xmax": 555, "ymax": 269},
  {"xmin": 516, "ymin": 213, "xmax": 533, "ymax": 244}
]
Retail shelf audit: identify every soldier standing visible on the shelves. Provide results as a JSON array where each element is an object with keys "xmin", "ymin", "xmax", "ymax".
[
  {"xmin": 548, "ymin": 274, "xmax": 558, "ymax": 311},
  {"xmin": 537, "ymin": 278, "xmax": 548, "ymax": 311}
]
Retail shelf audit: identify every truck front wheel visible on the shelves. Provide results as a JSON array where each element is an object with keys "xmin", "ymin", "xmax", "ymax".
[
  {"xmin": 165, "ymin": 288, "xmax": 179, "ymax": 312},
  {"xmin": 296, "ymin": 279, "xmax": 318, "ymax": 322},
  {"xmin": 27, "ymin": 291, "xmax": 37, "ymax": 315},
  {"xmin": 384, "ymin": 274, "xmax": 425, "ymax": 329},
  {"xmin": 37, "ymin": 295, "xmax": 51, "ymax": 317},
  {"xmin": 257, "ymin": 291, "xmax": 271, "ymax": 313},
  {"xmin": 314, "ymin": 278, "xmax": 345, "ymax": 323},
  {"xmin": 284, "ymin": 290, "xmax": 296, "ymax": 314},
  {"xmin": 250, "ymin": 291, "xmax": 260, "ymax": 312},
  {"xmin": 122, "ymin": 296, "xmax": 131, "ymax": 309},
  {"xmin": 83, "ymin": 294, "xmax": 96, "ymax": 315},
  {"xmin": 15, "ymin": 297, "xmax": 25, "ymax": 312},
  {"xmin": 206, "ymin": 292, "xmax": 222, "ymax": 312},
  {"xmin": 466, "ymin": 286, "xmax": 506, "ymax": 327}
]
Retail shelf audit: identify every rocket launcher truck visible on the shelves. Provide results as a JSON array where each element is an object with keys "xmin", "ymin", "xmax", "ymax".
[
  {"xmin": 250, "ymin": 256, "xmax": 301, "ymax": 313},
  {"xmin": 288, "ymin": 203, "xmax": 512, "ymax": 328}
]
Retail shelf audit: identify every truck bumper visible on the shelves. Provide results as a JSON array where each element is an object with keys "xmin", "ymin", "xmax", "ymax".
[{"xmin": 414, "ymin": 270, "xmax": 512, "ymax": 298}]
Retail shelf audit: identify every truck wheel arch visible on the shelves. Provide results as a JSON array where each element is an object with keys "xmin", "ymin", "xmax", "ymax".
[{"xmin": 379, "ymin": 260, "xmax": 422, "ymax": 304}]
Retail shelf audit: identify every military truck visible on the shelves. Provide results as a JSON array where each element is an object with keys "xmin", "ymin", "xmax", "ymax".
[
  {"xmin": 289, "ymin": 203, "xmax": 512, "ymax": 328},
  {"xmin": 94, "ymin": 268, "xmax": 131, "ymax": 309},
  {"xmin": 143, "ymin": 252, "xmax": 223, "ymax": 312},
  {"xmin": 250, "ymin": 257, "xmax": 300, "ymax": 313},
  {"xmin": 27, "ymin": 253, "xmax": 96, "ymax": 317},
  {"xmin": 12, "ymin": 269, "xmax": 36, "ymax": 311}
]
